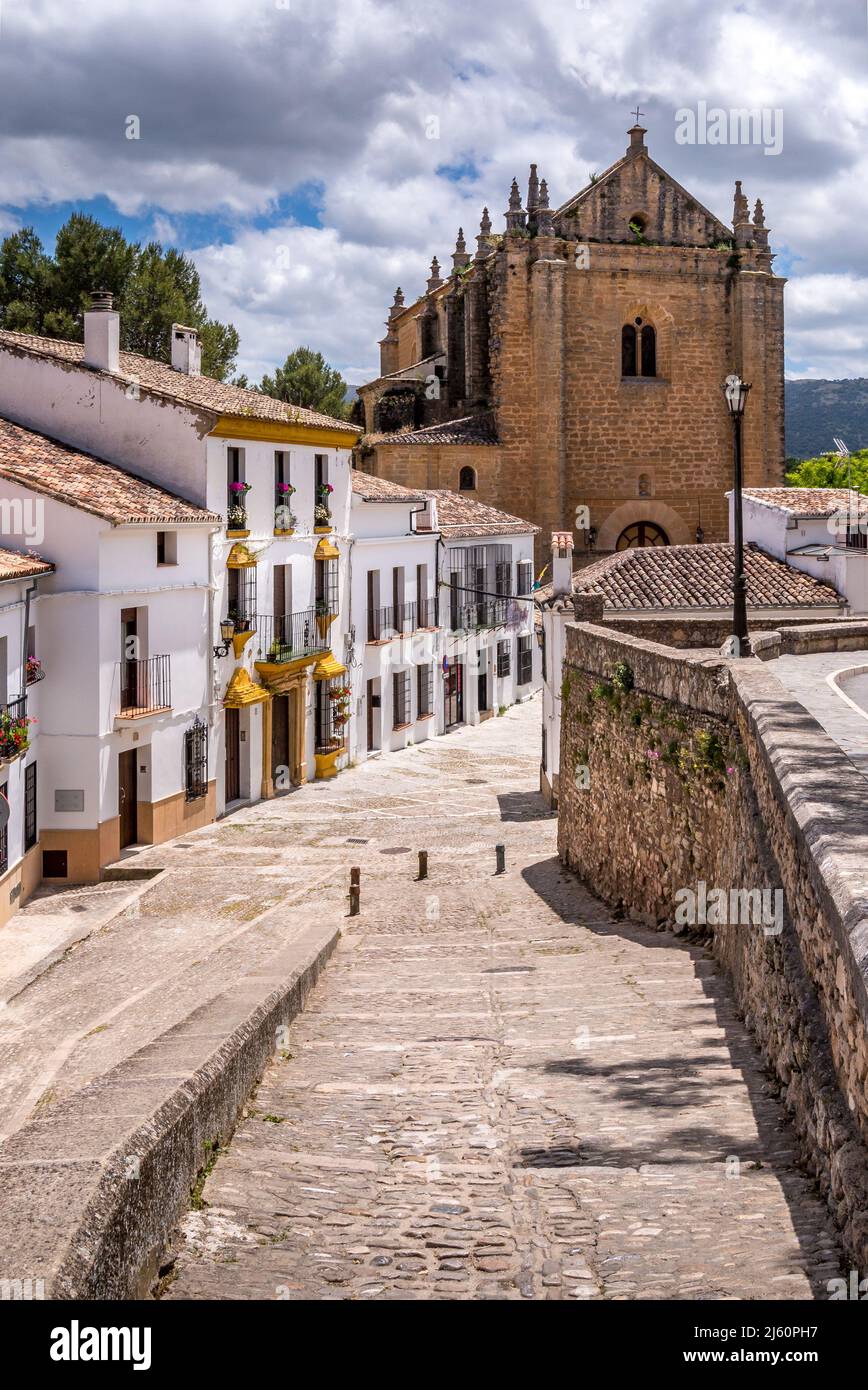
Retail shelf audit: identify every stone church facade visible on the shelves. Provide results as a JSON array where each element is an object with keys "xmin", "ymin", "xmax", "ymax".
[{"xmin": 353, "ymin": 124, "xmax": 785, "ymax": 563}]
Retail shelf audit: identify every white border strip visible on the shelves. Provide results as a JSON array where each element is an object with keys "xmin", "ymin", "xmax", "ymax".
[{"xmin": 826, "ymin": 663, "xmax": 868, "ymax": 725}]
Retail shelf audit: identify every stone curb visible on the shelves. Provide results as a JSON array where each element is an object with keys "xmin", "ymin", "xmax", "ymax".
[{"xmin": 0, "ymin": 916, "xmax": 340, "ymax": 1299}]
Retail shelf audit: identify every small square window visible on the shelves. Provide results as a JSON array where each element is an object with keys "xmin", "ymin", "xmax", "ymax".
[{"xmin": 157, "ymin": 531, "xmax": 178, "ymax": 566}]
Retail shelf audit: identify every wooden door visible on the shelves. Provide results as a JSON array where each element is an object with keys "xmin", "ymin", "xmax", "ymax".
[
  {"xmin": 225, "ymin": 708, "xmax": 241, "ymax": 803},
  {"xmin": 118, "ymin": 748, "xmax": 138, "ymax": 848},
  {"xmin": 272, "ymin": 695, "xmax": 289, "ymax": 785},
  {"xmin": 366, "ymin": 679, "xmax": 375, "ymax": 751},
  {"xmin": 445, "ymin": 663, "xmax": 464, "ymax": 727}
]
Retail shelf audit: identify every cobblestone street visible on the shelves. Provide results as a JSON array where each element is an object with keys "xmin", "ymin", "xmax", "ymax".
[{"xmin": 165, "ymin": 698, "xmax": 842, "ymax": 1301}]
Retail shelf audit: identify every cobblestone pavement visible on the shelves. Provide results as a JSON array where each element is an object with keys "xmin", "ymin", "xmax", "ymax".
[
  {"xmin": 165, "ymin": 699, "xmax": 843, "ymax": 1301},
  {"xmin": 767, "ymin": 649, "xmax": 868, "ymax": 779}
]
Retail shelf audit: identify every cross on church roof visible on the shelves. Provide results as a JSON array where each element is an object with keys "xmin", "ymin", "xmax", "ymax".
[{"xmin": 631, "ymin": 105, "xmax": 644, "ymax": 125}]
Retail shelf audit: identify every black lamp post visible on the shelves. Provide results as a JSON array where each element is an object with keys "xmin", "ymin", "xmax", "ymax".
[{"xmin": 723, "ymin": 373, "xmax": 751, "ymax": 656}]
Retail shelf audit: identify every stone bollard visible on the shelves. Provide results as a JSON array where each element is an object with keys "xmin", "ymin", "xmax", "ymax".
[
  {"xmin": 495, "ymin": 843, "xmax": 505, "ymax": 875},
  {"xmin": 349, "ymin": 866, "xmax": 360, "ymax": 916},
  {"xmin": 418, "ymin": 850, "xmax": 428, "ymax": 881}
]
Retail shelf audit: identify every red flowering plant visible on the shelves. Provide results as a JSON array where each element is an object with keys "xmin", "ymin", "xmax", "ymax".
[{"xmin": 0, "ymin": 708, "xmax": 35, "ymax": 760}]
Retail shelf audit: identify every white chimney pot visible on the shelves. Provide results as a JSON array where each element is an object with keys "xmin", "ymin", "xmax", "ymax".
[
  {"xmin": 83, "ymin": 292, "xmax": 120, "ymax": 374},
  {"xmin": 171, "ymin": 324, "xmax": 201, "ymax": 377},
  {"xmin": 551, "ymin": 530, "xmax": 574, "ymax": 596}
]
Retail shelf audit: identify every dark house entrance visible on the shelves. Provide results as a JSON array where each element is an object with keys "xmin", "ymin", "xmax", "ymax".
[
  {"xmin": 225, "ymin": 708, "xmax": 241, "ymax": 803},
  {"xmin": 444, "ymin": 662, "xmax": 464, "ymax": 727},
  {"xmin": 118, "ymin": 748, "xmax": 138, "ymax": 848},
  {"xmin": 272, "ymin": 694, "xmax": 290, "ymax": 788}
]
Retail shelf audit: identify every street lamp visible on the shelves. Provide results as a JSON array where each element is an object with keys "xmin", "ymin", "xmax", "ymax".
[
  {"xmin": 213, "ymin": 617, "xmax": 235, "ymax": 659},
  {"xmin": 723, "ymin": 373, "xmax": 751, "ymax": 656}
]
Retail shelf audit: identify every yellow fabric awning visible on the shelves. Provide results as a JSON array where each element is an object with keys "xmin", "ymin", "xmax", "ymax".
[{"xmin": 312, "ymin": 651, "xmax": 347, "ymax": 681}]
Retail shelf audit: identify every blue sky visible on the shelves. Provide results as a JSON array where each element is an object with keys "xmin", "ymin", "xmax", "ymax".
[{"xmin": 1, "ymin": 0, "xmax": 866, "ymax": 385}]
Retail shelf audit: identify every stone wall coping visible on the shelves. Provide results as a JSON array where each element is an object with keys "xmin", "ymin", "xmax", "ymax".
[
  {"xmin": 564, "ymin": 617, "xmax": 868, "ymax": 1041},
  {"xmin": 0, "ymin": 916, "xmax": 340, "ymax": 1298}
]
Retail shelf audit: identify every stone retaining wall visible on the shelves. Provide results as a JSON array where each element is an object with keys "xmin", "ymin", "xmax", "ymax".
[{"xmin": 558, "ymin": 621, "xmax": 868, "ymax": 1265}]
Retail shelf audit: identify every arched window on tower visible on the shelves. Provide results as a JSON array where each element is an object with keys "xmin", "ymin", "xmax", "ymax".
[
  {"xmin": 621, "ymin": 324, "xmax": 637, "ymax": 378},
  {"xmin": 621, "ymin": 318, "xmax": 657, "ymax": 378},
  {"xmin": 459, "ymin": 466, "xmax": 477, "ymax": 491},
  {"xmin": 640, "ymin": 324, "xmax": 657, "ymax": 377}
]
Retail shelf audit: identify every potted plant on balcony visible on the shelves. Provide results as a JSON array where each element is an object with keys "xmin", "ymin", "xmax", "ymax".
[
  {"xmin": 315, "ymin": 598, "xmax": 336, "ymax": 639},
  {"xmin": 314, "ymin": 483, "xmax": 334, "ymax": 532},
  {"xmin": 0, "ymin": 707, "xmax": 34, "ymax": 764},
  {"xmin": 227, "ymin": 481, "xmax": 252, "ymax": 536},
  {"xmin": 274, "ymin": 484, "xmax": 296, "ymax": 535},
  {"xmin": 25, "ymin": 656, "xmax": 44, "ymax": 684}
]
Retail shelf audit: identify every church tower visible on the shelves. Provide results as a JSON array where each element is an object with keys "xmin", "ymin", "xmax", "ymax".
[{"xmin": 356, "ymin": 124, "xmax": 786, "ymax": 561}]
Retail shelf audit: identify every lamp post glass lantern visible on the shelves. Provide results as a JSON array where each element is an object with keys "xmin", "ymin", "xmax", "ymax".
[
  {"xmin": 214, "ymin": 617, "xmax": 236, "ymax": 659},
  {"xmin": 723, "ymin": 373, "xmax": 752, "ymax": 657}
]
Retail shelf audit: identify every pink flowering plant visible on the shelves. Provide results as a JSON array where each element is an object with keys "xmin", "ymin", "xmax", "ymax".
[{"xmin": 0, "ymin": 708, "xmax": 35, "ymax": 760}]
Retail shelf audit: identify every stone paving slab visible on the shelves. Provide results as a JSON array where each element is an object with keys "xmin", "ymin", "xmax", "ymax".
[
  {"xmin": 163, "ymin": 699, "xmax": 844, "ymax": 1301},
  {"xmin": 767, "ymin": 648, "xmax": 868, "ymax": 777}
]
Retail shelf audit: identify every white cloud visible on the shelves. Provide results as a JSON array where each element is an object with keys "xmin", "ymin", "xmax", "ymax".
[{"xmin": 1, "ymin": 0, "xmax": 867, "ymax": 380}]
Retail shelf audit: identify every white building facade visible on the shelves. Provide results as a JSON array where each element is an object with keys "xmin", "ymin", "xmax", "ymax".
[
  {"xmin": 734, "ymin": 488, "xmax": 868, "ymax": 615},
  {"xmin": 0, "ymin": 550, "xmax": 51, "ymax": 924}
]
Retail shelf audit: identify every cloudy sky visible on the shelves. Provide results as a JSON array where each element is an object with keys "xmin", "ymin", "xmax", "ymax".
[{"xmin": 1, "ymin": 0, "xmax": 866, "ymax": 384}]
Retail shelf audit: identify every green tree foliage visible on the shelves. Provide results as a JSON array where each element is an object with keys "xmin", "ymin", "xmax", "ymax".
[
  {"xmin": 258, "ymin": 346, "xmax": 349, "ymax": 420},
  {"xmin": 785, "ymin": 449, "xmax": 868, "ymax": 493},
  {"xmin": 0, "ymin": 214, "xmax": 238, "ymax": 380}
]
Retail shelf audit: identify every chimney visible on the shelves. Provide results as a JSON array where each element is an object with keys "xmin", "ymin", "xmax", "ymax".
[
  {"xmin": 551, "ymin": 531, "xmax": 574, "ymax": 596},
  {"xmin": 83, "ymin": 289, "xmax": 120, "ymax": 373},
  {"xmin": 171, "ymin": 324, "xmax": 201, "ymax": 376}
]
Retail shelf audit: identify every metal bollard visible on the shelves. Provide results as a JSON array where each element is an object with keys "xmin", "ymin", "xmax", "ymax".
[
  {"xmin": 418, "ymin": 850, "xmax": 428, "ymax": 881},
  {"xmin": 495, "ymin": 843, "xmax": 505, "ymax": 875},
  {"xmin": 349, "ymin": 866, "xmax": 360, "ymax": 916}
]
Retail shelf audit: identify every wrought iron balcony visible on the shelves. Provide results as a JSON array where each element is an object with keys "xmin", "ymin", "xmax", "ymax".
[
  {"xmin": 448, "ymin": 596, "xmax": 512, "ymax": 633},
  {"xmin": 416, "ymin": 596, "xmax": 437, "ymax": 629},
  {"xmin": 367, "ymin": 602, "xmax": 420, "ymax": 642},
  {"xmin": 254, "ymin": 609, "xmax": 328, "ymax": 664},
  {"xmin": 117, "ymin": 655, "xmax": 172, "ymax": 718}
]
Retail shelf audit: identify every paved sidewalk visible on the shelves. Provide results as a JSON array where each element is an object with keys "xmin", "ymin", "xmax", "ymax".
[
  {"xmin": 766, "ymin": 648, "xmax": 868, "ymax": 778},
  {"xmin": 164, "ymin": 699, "xmax": 842, "ymax": 1301}
]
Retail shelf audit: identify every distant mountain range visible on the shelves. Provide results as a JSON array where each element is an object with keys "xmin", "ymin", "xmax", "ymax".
[{"xmin": 785, "ymin": 379, "xmax": 868, "ymax": 459}]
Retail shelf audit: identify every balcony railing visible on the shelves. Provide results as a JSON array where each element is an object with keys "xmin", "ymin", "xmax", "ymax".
[
  {"xmin": 416, "ymin": 596, "xmax": 436, "ymax": 629},
  {"xmin": 449, "ymin": 596, "xmax": 513, "ymax": 633},
  {"xmin": 0, "ymin": 693, "xmax": 29, "ymax": 762},
  {"xmin": 254, "ymin": 609, "xmax": 329, "ymax": 664},
  {"xmin": 117, "ymin": 655, "xmax": 172, "ymax": 718},
  {"xmin": 367, "ymin": 602, "xmax": 419, "ymax": 642}
]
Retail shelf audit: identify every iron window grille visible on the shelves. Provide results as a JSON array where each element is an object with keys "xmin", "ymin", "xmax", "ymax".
[
  {"xmin": 0, "ymin": 794, "xmax": 6, "ymax": 874},
  {"xmin": 446, "ymin": 544, "xmax": 513, "ymax": 632},
  {"xmin": 227, "ymin": 567, "xmax": 258, "ymax": 633},
  {"xmin": 517, "ymin": 634, "xmax": 533, "ymax": 686},
  {"xmin": 315, "ymin": 557, "xmax": 339, "ymax": 616},
  {"xmin": 417, "ymin": 662, "xmax": 433, "ymax": 717},
  {"xmin": 393, "ymin": 670, "xmax": 411, "ymax": 728},
  {"xmin": 497, "ymin": 640, "xmax": 511, "ymax": 677},
  {"xmin": 516, "ymin": 560, "xmax": 533, "ymax": 596},
  {"xmin": 24, "ymin": 760, "xmax": 37, "ymax": 850},
  {"xmin": 316, "ymin": 676, "xmax": 348, "ymax": 754},
  {"xmin": 184, "ymin": 717, "xmax": 209, "ymax": 801}
]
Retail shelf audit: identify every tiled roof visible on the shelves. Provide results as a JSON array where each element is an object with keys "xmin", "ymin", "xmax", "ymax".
[
  {"xmin": 0, "ymin": 415, "xmax": 219, "ymax": 525},
  {"xmin": 0, "ymin": 547, "xmax": 53, "ymax": 582},
  {"xmin": 742, "ymin": 487, "xmax": 867, "ymax": 520},
  {"xmin": 0, "ymin": 329, "xmax": 359, "ymax": 435},
  {"xmin": 421, "ymin": 489, "xmax": 538, "ymax": 539},
  {"xmin": 351, "ymin": 472, "xmax": 428, "ymax": 503},
  {"xmin": 364, "ymin": 411, "xmax": 499, "ymax": 447},
  {"xmin": 559, "ymin": 543, "xmax": 843, "ymax": 611}
]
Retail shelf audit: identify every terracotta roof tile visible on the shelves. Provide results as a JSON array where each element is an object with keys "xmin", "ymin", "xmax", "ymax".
[
  {"xmin": 0, "ymin": 547, "xmax": 54, "ymax": 581},
  {"xmin": 422, "ymin": 489, "xmax": 538, "ymax": 539},
  {"xmin": 742, "ymin": 487, "xmax": 868, "ymax": 520},
  {"xmin": 351, "ymin": 472, "xmax": 428, "ymax": 502},
  {"xmin": 0, "ymin": 415, "xmax": 219, "ymax": 525},
  {"xmin": 545, "ymin": 542, "xmax": 843, "ymax": 611},
  {"xmin": 363, "ymin": 411, "xmax": 499, "ymax": 447},
  {"xmin": 0, "ymin": 330, "xmax": 359, "ymax": 435}
]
